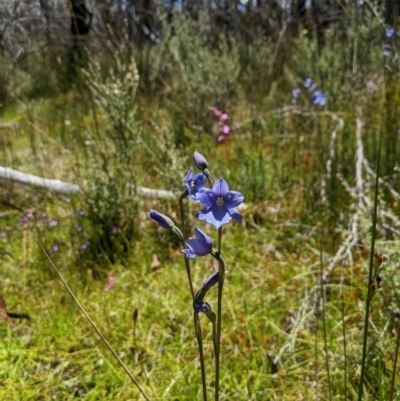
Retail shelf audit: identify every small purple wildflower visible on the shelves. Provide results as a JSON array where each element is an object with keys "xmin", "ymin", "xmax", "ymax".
[
  {"xmin": 386, "ymin": 27, "xmax": 395, "ymax": 41},
  {"xmin": 52, "ymin": 245, "xmax": 59, "ymax": 252},
  {"xmin": 182, "ymin": 227, "xmax": 213, "ymax": 258},
  {"xmin": 81, "ymin": 241, "xmax": 90, "ymax": 250},
  {"xmin": 64, "ymin": 198, "xmax": 71, "ymax": 203},
  {"xmin": 383, "ymin": 43, "xmax": 391, "ymax": 57},
  {"xmin": 195, "ymin": 178, "xmax": 244, "ymax": 229},
  {"xmin": 292, "ymin": 88, "xmax": 300, "ymax": 98},
  {"xmin": 77, "ymin": 210, "xmax": 84, "ymax": 216},
  {"xmin": 21, "ymin": 216, "xmax": 29, "ymax": 224},
  {"xmin": 156, "ymin": 348, "xmax": 165, "ymax": 354},
  {"xmin": 41, "ymin": 213, "xmax": 47, "ymax": 218},
  {"xmin": 221, "ymin": 113, "xmax": 228, "ymax": 121},
  {"xmin": 312, "ymin": 91, "xmax": 327, "ymax": 107},
  {"xmin": 112, "ymin": 227, "xmax": 118, "ymax": 234},
  {"xmin": 184, "ymin": 167, "xmax": 207, "ymax": 198},
  {"xmin": 76, "ymin": 225, "xmax": 83, "ymax": 232},
  {"xmin": 304, "ymin": 78, "xmax": 312, "ymax": 88},
  {"xmin": 222, "ymin": 125, "xmax": 230, "ymax": 135},
  {"xmin": 49, "ymin": 220, "xmax": 58, "ymax": 227},
  {"xmin": 0, "ymin": 232, "xmax": 6, "ymax": 237}
]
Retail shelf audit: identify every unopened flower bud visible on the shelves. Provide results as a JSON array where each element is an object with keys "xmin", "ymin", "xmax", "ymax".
[{"xmin": 194, "ymin": 151, "xmax": 208, "ymax": 171}]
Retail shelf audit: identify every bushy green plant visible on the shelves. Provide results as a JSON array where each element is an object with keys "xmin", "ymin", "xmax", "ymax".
[
  {"xmin": 79, "ymin": 54, "xmax": 141, "ymax": 268},
  {"xmin": 167, "ymin": 15, "xmax": 240, "ymax": 139}
]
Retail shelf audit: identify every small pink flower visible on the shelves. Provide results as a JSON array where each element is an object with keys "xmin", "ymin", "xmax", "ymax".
[
  {"xmin": 221, "ymin": 113, "xmax": 228, "ymax": 120},
  {"xmin": 105, "ymin": 277, "xmax": 116, "ymax": 292},
  {"xmin": 217, "ymin": 135, "xmax": 225, "ymax": 142},
  {"xmin": 210, "ymin": 107, "xmax": 221, "ymax": 117},
  {"xmin": 222, "ymin": 125, "xmax": 230, "ymax": 134}
]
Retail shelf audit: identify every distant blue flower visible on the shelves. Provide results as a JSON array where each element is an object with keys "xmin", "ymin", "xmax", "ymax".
[
  {"xmin": 292, "ymin": 88, "xmax": 300, "ymax": 98},
  {"xmin": 387, "ymin": 27, "xmax": 395, "ymax": 41},
  {"xmin": 383, "ymin": 43, "xmax": 391, "ymax": 57},
  {"xmin": 49, "ymin": 220, "xmax": 58, "ymax": 227},
  {"xmin": 304, "ymin": 78, "xmax": 312, "ymax": 88},
  {"xmin": 148, "ymin": 210, "xmax": 174, "ymax": 229},
  {"xmin": 52, "ymin": 245, "xmax": 59, "ymax": 252},
  {"xmin": 194, "ymin": 300, "xmax": 213, "ymax": 314},
  {"xmin": 310, "ymin": 83, "xmax": 317, "ymax": 92},
  {"xmin": 312, "ymin": 91, "xmax": 327, "ymax": 107},
  {"xmin": 0, "ymin": 232, "xmax": 6, "ymax": 237},
  {"xmin": 77, "ymin": 210, "xmax": 84, "ymax": 216},
  {"xmin": 193, "ymin": 151, "xmax": 208, "ymax": 171},
  {"xmin": 195, "ymin": 178, "xmax": 244, "ymax": 229},
  {"xmin": 22, "ymin": 216, "xmax": 29, "ymax": 224},
  {"xmin": 182, "ymin": 227, "xmax": 213, "ymax": 258},
  {"xmin": 184, "ymin": 167, "xmax": 207, "ymax": 198}
]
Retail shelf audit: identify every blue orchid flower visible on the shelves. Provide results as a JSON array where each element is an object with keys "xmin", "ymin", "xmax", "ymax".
[
  {"xmin": 184, "ymin": 167, "xmax": 207, "ymax": 199},
  {"xmin": 195, "ymin": 178, "xmax": 244, "ymax": 229},
  {"xmin": 182, "ymin": 227, "xmax": 213, "ymax": 258}
]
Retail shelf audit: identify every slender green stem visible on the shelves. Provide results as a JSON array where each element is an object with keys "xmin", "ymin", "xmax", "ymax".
[
  {"xmin": 357, "ymin": 138, "xmax": 381, "ymax": 401},
  {"xmin": 314, "ymin": 310, "xmax": 318, "ymax": 401},
  {"xmin": 320, "ymin": 244, "xmax": 332, "ymax": 401},
  {"xmin": 215, "ymin": 227, "xmax": 224, "ymax": 401},
  {"xmin": 179, "ymin": 194, "xmax": 195, "ymax": 299},
  {"xmin": 179, "ymin": 194, "xmax": 206, "ymax": 399},
  {"xmin": 341, "ymin": 266, "xmax": 348, "ymax": 400},
  {"xmin": 35, "ymin": 239, "xmax": 152, "ymax": 401},
  {"xmin": 389, "ymin": 323, "xmax": 400, "ymax": 401},
  {"xmin": 179, "ymin": 195, "xmax": 188, "ymax": 238},
  {"xmin": 212, "ymin": 319, "xmax": 217, "ymax": 359},
  {"xmin": 184, "ymin": 257, "xmax": 195, "ymax": 300},
  {"xmin": 194, "ymin": 313, "xmax": 208, "ymax": 401}
]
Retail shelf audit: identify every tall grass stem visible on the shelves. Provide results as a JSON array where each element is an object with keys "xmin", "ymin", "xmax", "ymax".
[
  {"xmin": 357, "ymin": 137, "xmax": 382, "ymax": 401},
  {"xmin": 35, "ymin": 238, "xmax": 153, "ymax": 401},
  {"xmin": 389, "ymin": 324, "xmax": 400, "ymax": 401},
  {"xmin": 320, "ymin": 244, "xmax": 332, "ymax": 401}
]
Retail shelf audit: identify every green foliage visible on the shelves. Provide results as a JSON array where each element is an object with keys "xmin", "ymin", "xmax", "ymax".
[
  {"xmin": 166, "ymin": 16, "xmax": 240, "ymax": 138},
  {"xmin": 80, "ymin": 55, "xmax": 141, "ymax": 267}
]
